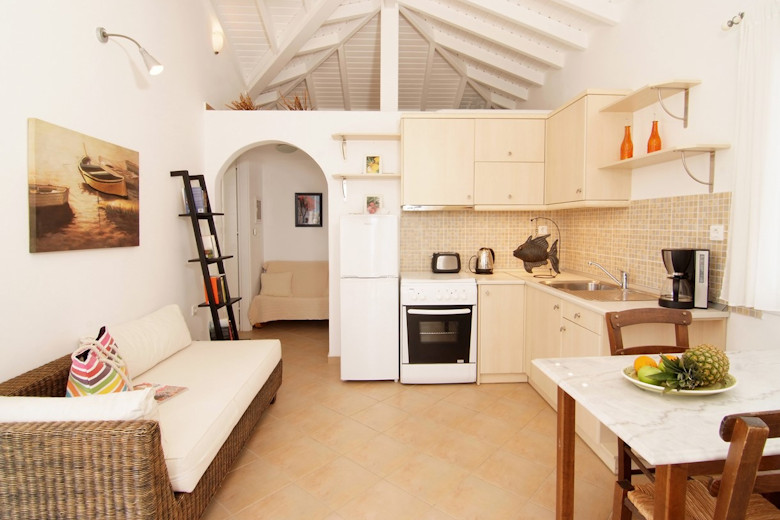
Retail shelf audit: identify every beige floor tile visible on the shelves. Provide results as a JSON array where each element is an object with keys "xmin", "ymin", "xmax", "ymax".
[
  {"xmin": 444, "ymin": 385, "xmax": 501, "ymax": 412},
  {"xmin": 311, "ymin": 414, "xmax": 380, "ymax": 454},
  {"xmin": 353, "ymin": 380, "xmax": 405, "ymax": 401},
  {"xmin": 473, "ymin": 449, "xmax": 553, "ymax": 499},
  {"xmin": 436, "ymin": 474, "xmax": 529, "ymax": 520},
  {"xmin": 296, "ymin": 456, "xmax": 382, "ymax": 510},
  {"xmin": 337, "ymin": 479, "xmax": 432, "ymax": 520},
  {"xmin": 503, "ymin": 427, "xmax": 557, "ymax": 469},
  {"xmin": 215, "ymin": 458, "xmax": 291, "ymax": 514},
  {"xmin": 233, "ymin": 483, "xmax": 331, "ymax": 520},
  {"xmin": 383, "ymin": 386, "xmax": 439, "ymax": 414},
  {"xmin": 283, "ymin": 402, "xmax": 344, "ymax": 434},
  {"xmin": 454, "ymin": 411, "xmax": 517, "ymax": 446},
  {"xmin": 384, "ymin": 414, "xmax": 447, "ymax": 450},
  {"xmin": 386, "ymin": 451, "xmax": 469, "ymax": 505},
  {"xmin": 346, "ymin": 433, "xmax": 418, "ymax": 476},
  {"xmin": 260, "ymin": 435, "xmax": 339, "ymax": 480},
  {"xmin": 424, "ymin": 399, "xmax": 479, "ymax": 430},
  {"xmin": 319, "ymin": 385, "xmax": 379, "ymax": 415},
  {"xmin": 351, "ymin": 400, "xmax": 409, "ymax": 432},
  {"xmin": 244, "ymin": 414, "xmax": 306, "ymax": 456},
  {"xmin": 481, "ymin": 396, "xmax": 548, "ymax": 429},
  {"xmin": 423, "ymin": 427, "xmax": 496, "ymax": 472},
  {"xmin": 199, "ymin": 499, "xmax": 231, "ymax": 520}
]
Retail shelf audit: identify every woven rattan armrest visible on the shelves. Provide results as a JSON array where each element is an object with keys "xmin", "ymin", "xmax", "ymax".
[{"xmin": 0, "ymin": 419, "xmax": 176, "ymax": 520}]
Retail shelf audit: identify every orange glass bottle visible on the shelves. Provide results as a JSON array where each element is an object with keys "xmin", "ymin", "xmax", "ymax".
[
  {"xmin": 620, "ymin": 125, "xmax": 633, "ymax": 160},
  {"xmin": 647, "ymin": 120, "xmax": 662, "ymax": 153}
]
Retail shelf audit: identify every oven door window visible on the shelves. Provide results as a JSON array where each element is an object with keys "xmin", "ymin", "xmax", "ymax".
[{"xmin": 405, "ymin": 306, "xmax": 473, "ymax": 364}]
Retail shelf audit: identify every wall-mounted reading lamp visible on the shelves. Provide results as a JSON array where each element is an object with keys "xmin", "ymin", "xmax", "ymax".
[{"xmin": 96, "ymin": 27, "xmax": 164, "ymax": 76}]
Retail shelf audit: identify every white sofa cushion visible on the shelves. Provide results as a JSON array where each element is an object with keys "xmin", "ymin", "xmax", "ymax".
[
  {"xmin": 136, "ymin": 339, "xmax": 282, "ymax": 493},
  {"xmin": 109, "ymin": 304, "xmax": 192, "ymax": 378},
  {"xmin": 0, "ymin": 389, "xmax": 158, "ymax": 422},
  {"xmin": 260, "ymin": 271, "xmax": 293, "ymax": 297}
]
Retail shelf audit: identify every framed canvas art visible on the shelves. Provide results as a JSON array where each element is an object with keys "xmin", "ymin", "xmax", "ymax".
[{"xmin": 295, "ymin": 193, "xmax": 322, "ymax": 227}]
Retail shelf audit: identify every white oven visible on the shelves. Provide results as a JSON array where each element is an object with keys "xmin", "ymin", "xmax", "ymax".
[{"xmin": 400, "ymin": 273, "xmax": 477, "ymax": 384}]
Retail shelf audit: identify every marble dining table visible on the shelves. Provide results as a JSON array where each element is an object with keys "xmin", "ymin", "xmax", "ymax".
[{"xmin": 532, "ymin": 347, "xmax": 780, "ymax": 520}]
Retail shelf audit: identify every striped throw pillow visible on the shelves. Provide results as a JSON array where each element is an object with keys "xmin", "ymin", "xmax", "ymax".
[{"xmin": 66, "ymin": 327, "xmax": 132, "ymax": 397}]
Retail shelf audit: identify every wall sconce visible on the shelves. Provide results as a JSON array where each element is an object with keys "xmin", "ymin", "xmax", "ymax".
[
  {"xmin": 212, "ymin": 31, "xmax": 225, "ymax": 55},
  {"xmin": 96, "ymin": 27, "xmax": 164, "ymax": 76}
]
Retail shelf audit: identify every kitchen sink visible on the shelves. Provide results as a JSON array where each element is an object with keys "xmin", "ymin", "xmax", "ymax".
[{"xmin": 540, "ymin": 279, "xmax": 657, "ymax": 302}]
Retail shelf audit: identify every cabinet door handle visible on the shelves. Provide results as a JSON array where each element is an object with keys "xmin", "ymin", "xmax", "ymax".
[
  {"xmin": 484, "ymin": 290, "xmax": 490, "ymax": 296},
  {"xmin": 574, "ymin": 312, "xmax": 581, "ymax": 319},
  {"xmin": 553, "ymin": 304, "xmax": 560, "ymax": 310},
  {"xmin": 507, "ymin": 150, "xmax": 513, "ymax": 157},
  {"xmin": 507, "ymin": 193, "xmax": 513, "ymax": 199},
  {"xmin": 576, "ymin": 188, "xmax": 583, "ymax": 194},
  {"xmin": 560, "ymin": 326, "xmax": 566, "ymax": 332}
]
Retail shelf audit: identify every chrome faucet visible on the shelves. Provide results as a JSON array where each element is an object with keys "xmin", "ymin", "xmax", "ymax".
[{"xmin": 588, "ymin": 261, "xmax": 628, "ymax": 289}]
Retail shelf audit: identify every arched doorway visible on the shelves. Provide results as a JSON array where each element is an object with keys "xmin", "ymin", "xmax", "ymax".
[{"xmin": 220, "ymin": 142, "xmax": 329, "ymax": 331}]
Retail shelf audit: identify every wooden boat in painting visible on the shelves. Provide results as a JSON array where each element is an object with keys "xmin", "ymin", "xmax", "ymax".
[
  {"xmin": 78, "ymin": 156, "xmax": 128, "ymax": 197},
  {"xmin": 29, "ymin": 184, "xmax": 69, "ymax": 207}
]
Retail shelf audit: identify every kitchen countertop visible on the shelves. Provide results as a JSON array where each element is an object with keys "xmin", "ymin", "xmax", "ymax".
[{"xmin": 473, "ymin": 269, "xmax": 730, "ymax": 320}]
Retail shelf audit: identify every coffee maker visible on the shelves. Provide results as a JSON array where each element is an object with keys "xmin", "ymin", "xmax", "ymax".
[{"xmin": 659, "ymin": 249, "xmax": 710, "ymax": 309}]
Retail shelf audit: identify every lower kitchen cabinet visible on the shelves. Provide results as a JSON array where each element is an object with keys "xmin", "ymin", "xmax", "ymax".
[
  {"xmin": 524, "ymin": 284, "xmax": 729, "ymax": 471},
  {"xmin": 477, "ymin": 283, "xmax": 525, "ymax": 383}
]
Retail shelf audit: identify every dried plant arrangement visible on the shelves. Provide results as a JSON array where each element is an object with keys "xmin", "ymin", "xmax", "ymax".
[
  {"xmin": 226, "ymin": 92, "xmax": 260, "ymax": 110},
  {"xmin": 279, "ymin": 90, "xmax": 312, "ymax": 110}
]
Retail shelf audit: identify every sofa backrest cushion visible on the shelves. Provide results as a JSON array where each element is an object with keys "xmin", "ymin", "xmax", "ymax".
[
  {"xmin": 109, "ymin": 304, "xmax": 192, "ymax": 378},
  {"xmin": 260, "ymin": 271, "xmax": 293, "ymax": 296},
  {"xmin": 265, "ymin": 261, "xmax": 328, "ymax": 298},
  {"xmin": 0, "ymin": 388, "xmax": 158, "ymax": 422}
]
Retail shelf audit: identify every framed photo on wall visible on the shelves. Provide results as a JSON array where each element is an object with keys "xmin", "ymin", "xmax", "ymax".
[
  {"xmin": 364, "ymin": 155, "xmax": 382, "ymax": 174},
  {"xmin": 365, "ymin": 195, "xmax": 382, "ymax": 214},
  {"xmin": 295, "ymin": 193, "xmax": 322, "ymax": 227}
]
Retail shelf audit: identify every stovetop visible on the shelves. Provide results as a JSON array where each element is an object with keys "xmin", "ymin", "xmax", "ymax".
[{"xmin": 400, "ymin": 271, "xmax": 476, "ymax": 284}]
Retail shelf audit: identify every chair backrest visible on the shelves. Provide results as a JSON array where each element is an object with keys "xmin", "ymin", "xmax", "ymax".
[
  {"xmin": 605, "ymin": 308, "xmax": 692, "ymax": 356},
  {"xmin": 713, "ymin": 410, "xmax": 780, "ymax": 519}
]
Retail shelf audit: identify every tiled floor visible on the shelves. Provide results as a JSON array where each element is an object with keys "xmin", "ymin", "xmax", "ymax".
[{"xmin": 200, "ymin": 321, "xmax": 616, "ymax": 520}]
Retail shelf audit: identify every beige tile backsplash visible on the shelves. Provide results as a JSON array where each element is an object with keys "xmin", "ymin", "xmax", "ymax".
[{"xmin": 400, "ymin": 192, "xmax": 731, "ymax": 304}]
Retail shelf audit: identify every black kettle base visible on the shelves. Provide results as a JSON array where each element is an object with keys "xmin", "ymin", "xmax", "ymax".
[{"xmin": 658, "ymin": 298, "xmax": 694, "ymax": 309}]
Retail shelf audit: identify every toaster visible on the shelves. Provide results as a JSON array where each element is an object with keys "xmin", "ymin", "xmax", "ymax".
[{"xmin": 432, "ymin": 252, "xmax": 461, "ymax": 273}]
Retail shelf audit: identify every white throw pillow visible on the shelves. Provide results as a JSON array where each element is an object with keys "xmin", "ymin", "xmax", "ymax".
[
  {"xmin": 109, "ymin": 304, "xmax": 192, "ymax": 378},
  {"xmin": 260, "ymin": 272, "xmax": 293, "ymax": 297},
  {"xmin": 0, "ymin": 388, "xmax": 158, "ymax": 423}
]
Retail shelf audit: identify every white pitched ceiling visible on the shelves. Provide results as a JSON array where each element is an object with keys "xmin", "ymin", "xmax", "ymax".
[{"xmin": 211, "ymin": 0, "xmax": 621, "ymax": 110}]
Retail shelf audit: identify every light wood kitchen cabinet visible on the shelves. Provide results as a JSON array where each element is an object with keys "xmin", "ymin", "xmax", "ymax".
[
  {"xmin": 402, "ymin": 118, "xmax": 474, "ymax": 207},
  {"xmin": 478, "ymin": 284, "xmax": 526, "ymax": 383},
  {"xmin": 474, "ymin": 118, "xmax": 545, "ymax": 208},
  {"xmin": 544, "ymin": 91, "xmax": 631, "ymax": 206},
  {"xmin": 525, "ymin": 287, "xmax": 562, "ymax": 404}
]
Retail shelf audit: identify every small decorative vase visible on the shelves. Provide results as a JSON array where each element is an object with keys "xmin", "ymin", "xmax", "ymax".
[
  {"xmin": 647, "ymin": 120, "xmax": 662, "ymax": 153},
  {"xmin": 620, "ymin": 126, "xmax": 633, "ymax": 160}
]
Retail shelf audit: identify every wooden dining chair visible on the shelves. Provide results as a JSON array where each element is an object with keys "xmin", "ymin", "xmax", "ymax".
[
  {"xmin": 605, "ymin": 307, "xmax": 692, "ymax": 356},
  {"xmin": 606, "ymin": 307, "xmax": 693, "ymax": 520},
  {"xmin": 625, "ymin": 410, "xmax": 780, "ymax": 520}
]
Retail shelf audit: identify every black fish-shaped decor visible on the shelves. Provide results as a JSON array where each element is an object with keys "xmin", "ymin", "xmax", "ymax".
[{"xmin": 513, "ymin": 234, "xmax": 560, "ymax": 274}]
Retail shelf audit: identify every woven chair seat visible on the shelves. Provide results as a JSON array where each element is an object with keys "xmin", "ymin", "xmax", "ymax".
[{"xmin": 628, "ymin": 479, "xmax": 780, "ymax": 520}]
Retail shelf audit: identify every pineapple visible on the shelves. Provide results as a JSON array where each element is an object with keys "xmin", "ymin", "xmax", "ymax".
[{"xmin": 651, "ymin": 344, "xmax": 730, "ymax": 390}]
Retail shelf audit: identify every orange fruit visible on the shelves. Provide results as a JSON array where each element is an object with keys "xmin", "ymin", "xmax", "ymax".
[{"xmin": 634, "ymin": 355, "xmax": 658, "ymax": 372}]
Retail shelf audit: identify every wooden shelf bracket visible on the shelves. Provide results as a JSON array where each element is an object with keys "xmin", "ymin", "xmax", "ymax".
[
  {"xmin": 680, "ymin": 150, "xmax": 716, "ymax": 193},
  {"xmin": 656, "ymin": 87, "xmax": 691, "ymax": 128}
]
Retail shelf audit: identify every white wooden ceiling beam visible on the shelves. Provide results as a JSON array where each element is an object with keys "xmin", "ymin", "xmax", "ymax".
[
  {"xmin": 299, "ymin": 33, "xmax": 341, "ymax": 54},
  {"xmin": 400, "ymin": 0, "xmax": 563, "ymax": 68},
  {"xmin": 246, "ymin": 0, "xmax": 340, "ymax": 97},
  {"xmin": 465, "ymin": 65, "xmax": 529, "ymax": 100},
  {"xmin": 432, "ymin": 28, "xmax": 545, "ymax": 86},
  {"xmin": 305, "ymin": 75, "xmax": 318, "ymax": 108},
  {"xmin": 458, "ymin": 0, "xmax": 587, "ymax": 50},
  {"xmin": 547, "ymin": 0, "xmax": 621, "ymax": 25},
  {"xmin": 252, "ymin": 0, "xmax": 279, "ymax": 53},
  {"xmin": 254, "ymin": 90, "xmax": 280, "ymax": 106},
  {"xmin": 420, "ymin": 43, "xmax": 436, "ymax": 111},
  {"xmin": 327, "ymin": 0, "xmax": 381, "ymax": 23},
  {"xmin": 337, "ymin": 47, "xmax": 352, "ymax": 110},
  {"xmin": 453, "ymin": 75, "xmax": 467, "ymax": 109}
]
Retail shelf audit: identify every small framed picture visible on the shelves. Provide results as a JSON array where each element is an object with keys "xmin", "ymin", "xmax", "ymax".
[
  {"xmin": 295, "ymin": 193, "xmax": 323, "ymax": 227},
  {"xmin": 364, "ymin": 155, "xmax": 382, "ymax": 174},
  {"xmin": 365, "ymin": 195, "xmax": 382, "ymax": 214}
]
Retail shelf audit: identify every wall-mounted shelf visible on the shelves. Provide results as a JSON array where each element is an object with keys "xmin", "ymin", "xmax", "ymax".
[
  {"xmin": 600, "ymin": 144, "xmax": 730, "ymax": 193},
  {"xmin": 332, "ymin": 173, "xmax": 399, "ymax": 179},
  {"xmin": 332, "ymin": 132, "xmax": 400, "ymax": 159},
  {"xmin": 600, "ymin": 80, "xmax": 700, "ymax": 128}
]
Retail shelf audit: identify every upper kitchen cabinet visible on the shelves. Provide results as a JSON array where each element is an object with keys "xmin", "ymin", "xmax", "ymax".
[
  {"xmin": 402, "ymin": 117, "xmax": 474, "ymax": 208},
  {"xmin": 545, "ymin": 91, "xmax": 631, "ymax": 207},
  {"xmin": 474, "ymin": 118, "xmax": 546, "ymax": 209}
]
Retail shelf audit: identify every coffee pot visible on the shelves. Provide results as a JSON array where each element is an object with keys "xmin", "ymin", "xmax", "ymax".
[
  {"xmin": 469, "ymin": 248, "xmax": 495, "ymax": 274},
  {"xmin": 659, "ymin": 249, "xmax": 694, "ymax": 309}
]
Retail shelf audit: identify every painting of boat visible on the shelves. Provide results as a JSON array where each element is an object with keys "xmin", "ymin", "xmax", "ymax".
[
  {"xmin": 78, "ymin": 156, "xmax": 128, "ymax": 197},
  {"xmin": 29, "ymin": 184, "xmax": 69, "ymax": 207}
]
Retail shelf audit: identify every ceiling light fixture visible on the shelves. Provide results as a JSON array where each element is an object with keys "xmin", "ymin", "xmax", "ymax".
[
  {"xmin": 96, "ymin": 26, "xmax": 164, "ymax": 76},
  {"xmin": 212, "ymin": 31, "xmax": 224, "ymax": 55}
]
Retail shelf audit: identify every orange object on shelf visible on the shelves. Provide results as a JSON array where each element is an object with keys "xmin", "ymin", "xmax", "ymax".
[
  {"xmin": 647, "ymin": 120, "xmax": 662, "ymax": 153},
  {"xmin": 620, "ymin": 125, "xmax": 633, "ymax": 160}
]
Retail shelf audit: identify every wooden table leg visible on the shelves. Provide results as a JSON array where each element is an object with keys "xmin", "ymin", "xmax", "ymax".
[
  {"xmin": 654, "ymin": 464, "xmax": 688, "ymax": 520},
  {"xmin": 557, "ymin": 386, "xmax": 576, "ymax": 520}
]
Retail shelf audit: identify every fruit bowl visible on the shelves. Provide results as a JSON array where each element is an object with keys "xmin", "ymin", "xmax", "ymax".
[{"xmin": 622, "ymin": 366, "xmax": 737, "ymax": 395}]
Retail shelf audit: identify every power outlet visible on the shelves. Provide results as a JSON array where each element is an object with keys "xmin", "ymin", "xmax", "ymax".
[
  {"xmin": 709, "ymin": 224, "xmax": 724, "ymax": 241},
  {"xmin": 538, "ymin": 225, "xmax": 548, "ymax": 235},
  {"xmin": 191, "ymin": 304, "xmax": 198, "ymax": 316}
]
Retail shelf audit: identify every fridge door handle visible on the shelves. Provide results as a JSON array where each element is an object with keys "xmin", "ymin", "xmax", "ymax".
[{"xmin": 407, "ymin": 308, "xmax": 471, "ymax": 316}]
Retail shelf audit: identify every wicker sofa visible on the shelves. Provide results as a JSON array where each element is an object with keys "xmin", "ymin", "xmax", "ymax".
[{"xmin": 0, "ymin": 304, "xmax": 283, "ymax": 520}]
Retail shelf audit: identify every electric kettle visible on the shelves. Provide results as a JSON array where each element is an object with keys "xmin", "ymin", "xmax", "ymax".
[{"xmin": 469, "ymin": 248, "xmax": 495, "ymax": 274}]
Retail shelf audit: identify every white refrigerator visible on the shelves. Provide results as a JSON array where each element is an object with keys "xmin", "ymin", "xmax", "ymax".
[{"xmin": 340, "ymin": 214, "xmax": 399, "ymax": 381}]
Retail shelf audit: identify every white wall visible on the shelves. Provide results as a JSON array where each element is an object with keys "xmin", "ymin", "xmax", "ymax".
[
  {"xmin": 204, "ymin": 111, "xmax": 402, "ymax": 356},
  {"xmin": 0, "ymin": 1, "xmax": 244, "ymax": 382}
]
